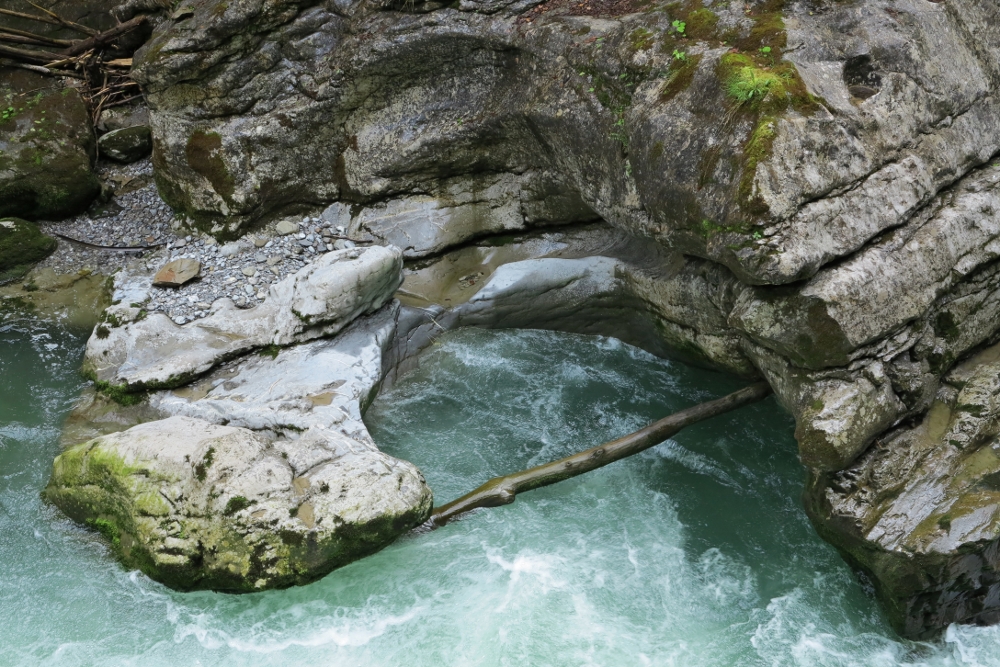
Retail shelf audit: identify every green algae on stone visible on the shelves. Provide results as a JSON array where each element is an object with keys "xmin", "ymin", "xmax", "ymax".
[{"xmin": 44, "ymin": 416, "xmax": 433, "ymax": 592}]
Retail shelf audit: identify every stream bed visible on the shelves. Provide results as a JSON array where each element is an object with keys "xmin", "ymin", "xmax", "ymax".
[{"xmin": 3, "ymin": 320, "xmax": 1000, "ymax": 665}]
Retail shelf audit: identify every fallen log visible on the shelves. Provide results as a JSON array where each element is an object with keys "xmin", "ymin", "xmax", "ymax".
[{"xmin": 428, "ymin": 380, "xmax": 773, "ymax": 527}]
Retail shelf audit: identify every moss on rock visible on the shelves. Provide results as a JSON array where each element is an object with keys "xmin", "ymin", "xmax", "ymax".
[
  {"xmin": 0, "ymin": 72, "xmax": 100, "ymax": 220},
  {"xmin": 0, "ymin": 217, "xmax": 56, "ymax": 284}
]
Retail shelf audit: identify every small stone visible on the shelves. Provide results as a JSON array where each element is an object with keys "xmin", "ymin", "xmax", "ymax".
[
  {"xmin": 220, "ymin": 242, "xmax": 243, "ymax": 257},
  {"xmin": 275, "ymin": 220, "xmax": 298, "ymax": 235},
  {"xmin": 255, "ymin": 252, "xmax": 267, "ymax": 263},
  {"xmin": 153, "ymin": 258, "xmax": 201, "ymax": 287},
  {"xmin": 253, "ymin": 237, "xmax": 268, "ymax": 248},
  {"xmin": 204, "ymin": 237, "xmax": 218, "ymax": 246},
  {"xmin": 173, "ymin": 238, "xmax": 187, "ymax": 248},
  {"xmin": 243, "ymin": 285, "xmax": 255, "ymax": 295},
  {"xmin": 269, "ymin": 266, "xmax": 280, "ymax": 276},
  {"xmin": 98, "ymin": 126, "xmax": 153, "ymax": 163},
  {"xmin": 333, "ymin": 239, "xmax": 355, "ymax": 250},
  {"xmin": 266, "ymin": 255, "xmax": 282, "ymax": 266},
  {"xmin": 298, "ymin": 239, "xmax": 313, "ymax": 247},
  {"xmin": 241, "ymin": 266, "xmax": 257, "ymax": 277}
]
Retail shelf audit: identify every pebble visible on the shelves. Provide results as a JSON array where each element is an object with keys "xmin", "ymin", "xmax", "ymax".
[
  {"xmin": 276, "ymin": 220, "xmax": 298, "ymax": 235},
  {"xmin": 31, "ymin": 157, "xmax": 367, "ymax": 325}
]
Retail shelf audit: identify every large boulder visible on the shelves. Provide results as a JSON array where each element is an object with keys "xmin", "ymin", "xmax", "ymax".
[
  {"xmin": 45, "ymin": 415, "xmax": 432, "ymax": 591},
  {"xmin": 0, "ymin": 70, "xmax": 101, "ymax": 220}
]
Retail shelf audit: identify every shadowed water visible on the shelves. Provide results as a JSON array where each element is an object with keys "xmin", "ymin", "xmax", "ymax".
[{"xmin": 2, "ymin": 322, "xmax": 998, "ymax": 665}]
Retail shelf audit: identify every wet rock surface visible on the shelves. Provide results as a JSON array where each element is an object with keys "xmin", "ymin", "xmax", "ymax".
[
  {"xmin": 84, "ymin": 244, "xmax": 402, "ymax": 391},
  {"xmin": 805, "ymin": 343, "xmax": 1000, "ymax": 638},
  {"xmin": 98, "ymin": 126, "xmax": 153, "ymax": 163}
]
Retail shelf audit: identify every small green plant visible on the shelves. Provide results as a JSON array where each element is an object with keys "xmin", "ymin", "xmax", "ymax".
[
  {"xmin": 726, "ymin": 66, "xmax": 789, "ymax": 106},
  {"xmin": 672, "ymin": 49, "xmax": 687, "ymax": 61},
  {"xmin": 672, "ymin": 19, "xmax": 686, "ymax": 34},
  {"xmin": 194, "ymin": 447, "xmax": 216, "ymax": 482},
  {"xmin": 1, "ymin": 106, "xmax": 14, "ymax": 121},
  {"xmin": 223, "ymin": 496, "xmax": 252, "ymax": 516},
  {"xmin": 88, "ymin": 518, "xmax": 121, "ymax": 548}
]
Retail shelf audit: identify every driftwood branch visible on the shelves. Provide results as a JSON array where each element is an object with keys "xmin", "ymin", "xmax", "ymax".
[
  {"xmin": 0, "ymin": 57, "xmax": 58, "ymax": 75},
  {"xmin": 61, "ymin": 16, "xmax": 146, "ymax": 57},
  {"xmin": 0, "ymin": 7, "xmax": 66, "ymax": 28},
  {"xmin": 0, "ymin": 26, "xmax": 73, "ymax": 46},
  {"xmin": 428, "ymin": 381, "xmax": 773, "ymax": 528},
  {"xmin": 0, "ymin": 42, "xmax": 60, "ymax": 63}
]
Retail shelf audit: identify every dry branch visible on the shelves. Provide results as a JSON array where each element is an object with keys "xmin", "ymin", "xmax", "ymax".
[
  {"xmin": 0, "ymin": 26, "xmax": 73, "ymax": 46},
  {"xmin": 428, "ymin": 381, "xmax": 774, "ymax": 528},
  {"xmin": 61, "ymin": 16, "xmax": 146, "ymax": 57}
]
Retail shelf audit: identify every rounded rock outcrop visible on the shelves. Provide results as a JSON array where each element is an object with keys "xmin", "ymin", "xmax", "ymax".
[{"xmin": 45, "ymin": 416, "xmax": 433, "ymax": 591}]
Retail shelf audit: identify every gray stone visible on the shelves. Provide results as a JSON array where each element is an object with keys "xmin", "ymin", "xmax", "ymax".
[
  {"xmin": 98, "ymin": 126, "xmax": 153, "ymax": 163},
  {"xmin": 45, "ymin": 415, "xmax": 432, "ymax": 591},
  {"xmin": 152, "ymin": 258, "xmax": 200, "ymax": 287},
  {"xmin": 805, "ymin": 344, "xmax": 1000, "ymax": 638},
  {"xmin": 275, "ymin": 220, "xmax": 298, "ymax": 235},
  {"xmin": 83, "ymin": 245, "xmax": 402, "ymax": 391},
  {"xmin": 0, "ymin": 71, "xmax": 100, "ymax": 220}
]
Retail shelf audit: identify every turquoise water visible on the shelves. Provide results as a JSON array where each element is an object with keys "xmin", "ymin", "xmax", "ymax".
[{"xmin": 2, "ymin": 322, "xmax": 1000, "ymax": 665}]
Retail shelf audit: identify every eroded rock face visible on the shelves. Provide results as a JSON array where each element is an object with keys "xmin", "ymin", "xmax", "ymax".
[
  {"xmin": 45, "ymin": 416, "xmax": 432, "ymax": 591},
  {"xmin": 84, "ymin": 244, "xmax": 402, "ymax": 391},
  {"xmin": 804, "ymin": 344, "xmax": 1000, "ymax": 638},
  {"xmin": 130, "ymin": 0, "xmax": 1000, "ymax": 475},
  {"xmin": 56, "ymin": 0, "xmax": 1000, "ymax": 635}
]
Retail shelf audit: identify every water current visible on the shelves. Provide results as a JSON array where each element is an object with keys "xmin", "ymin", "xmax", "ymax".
[{"xmin": 4, "ymin": 319, "xmax": 1000, "ymax": 665}]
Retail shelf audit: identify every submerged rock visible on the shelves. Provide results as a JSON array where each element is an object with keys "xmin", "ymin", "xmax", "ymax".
[{"xmin": 45, "ymin": 415, "xmax": 432, "ymax": 591}]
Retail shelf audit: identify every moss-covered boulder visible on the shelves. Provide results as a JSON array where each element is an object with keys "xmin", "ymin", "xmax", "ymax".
[
  {"xmin": 0, "ymin": 217, "xmax": 56, "ymax": 283},
  {"xmin": 45, "ymin": 416, "xmax": 432, "ymax": 591},
  {"xmin": 0, "ymin": 69, "xmax": 100, "ymax": 220}
]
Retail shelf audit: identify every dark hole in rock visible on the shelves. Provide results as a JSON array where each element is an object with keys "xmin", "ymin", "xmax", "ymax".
[{"xmin": 843, "ymin": 54, "xmax": 882, "ymax": 99}]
